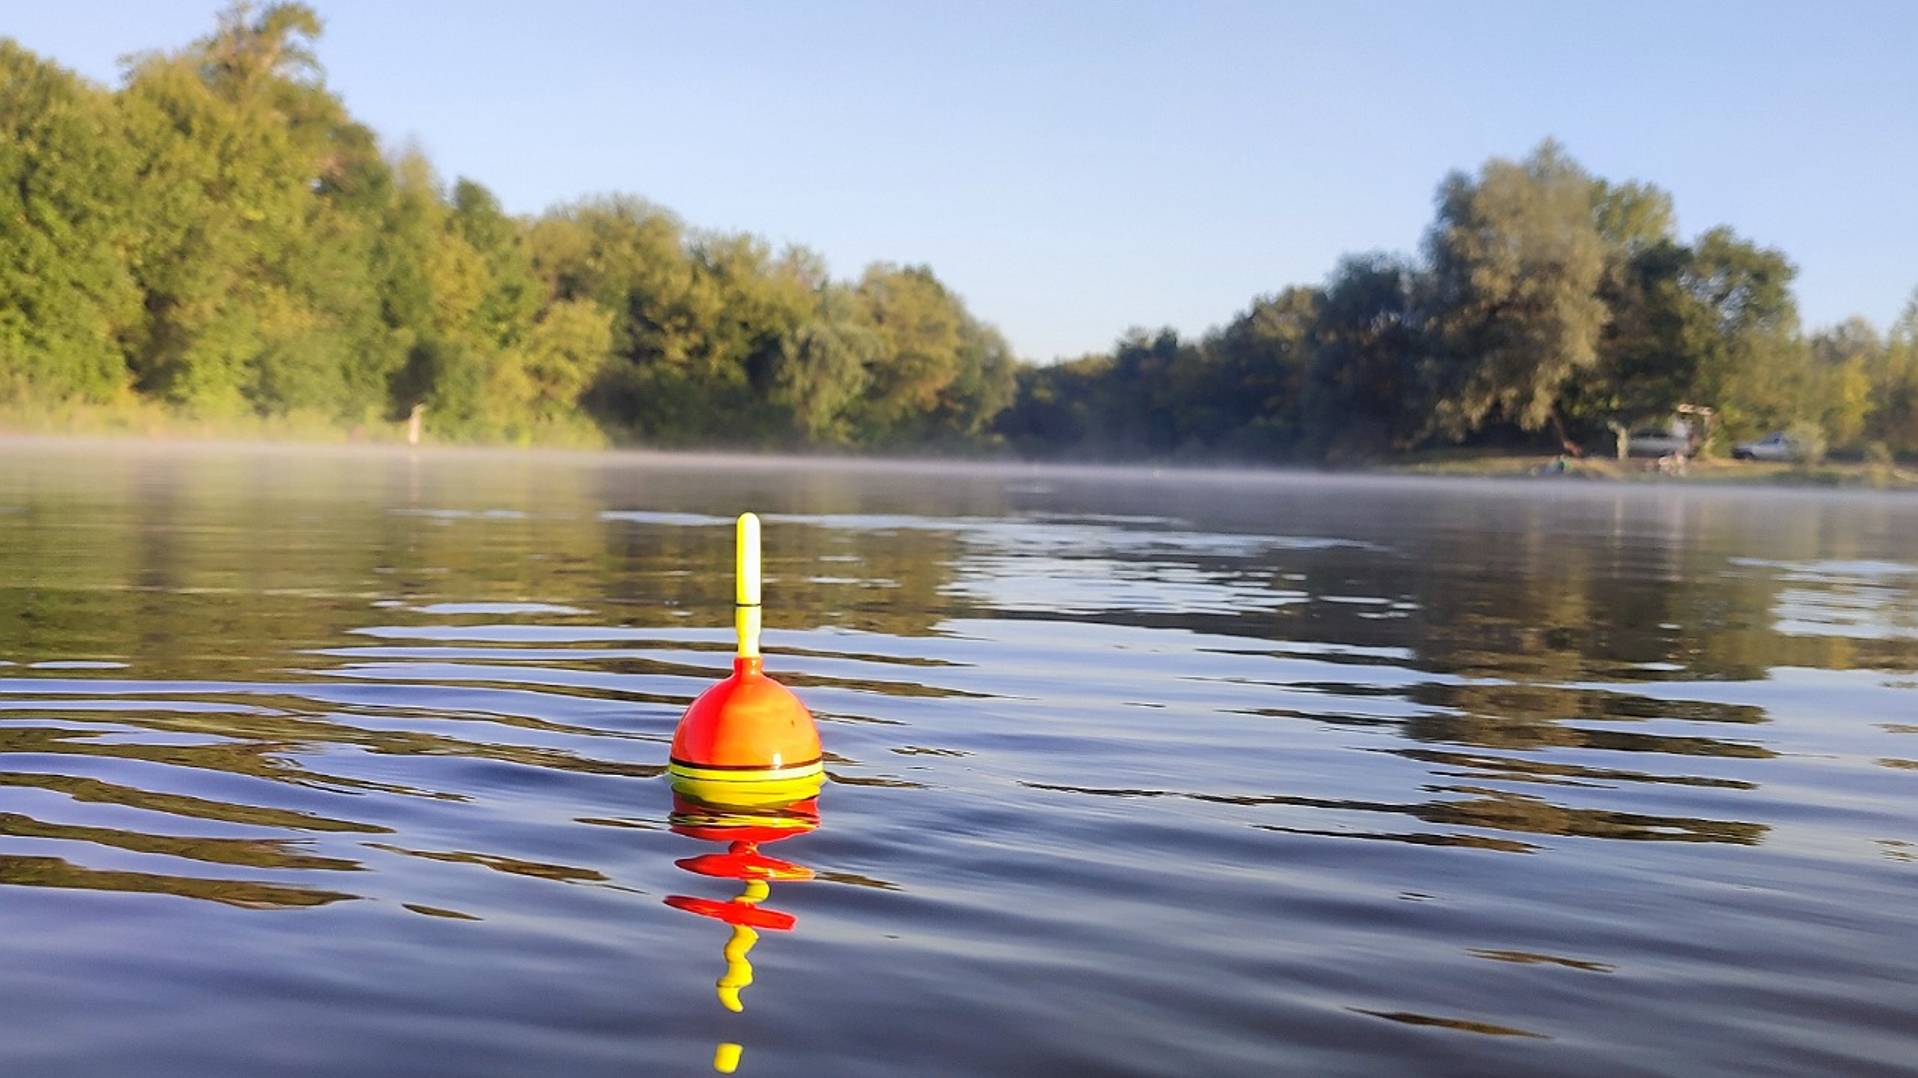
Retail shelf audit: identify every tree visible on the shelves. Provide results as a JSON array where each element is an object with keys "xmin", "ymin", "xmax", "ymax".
[
  {"xmin": 528, "ymin": 196, "xmax": 708, "ymax": 439},
  {"xmin": 196, "ymin": 1, "xmax": 323, "ymax": 94},
  {"xmin": 496, "ymin": 298, "xmax": 614, "ymax": 417},
  {"xmin": 0, "ymin": 42, "xmax": 140, "ymax": 401},
  {"xmin": 1808, "ymin": 317, "xmax": 1880, "ymax": 449},
  {"xmin": 937, "ymin": 317, "xmax": 1018, "ymax": 440},
  {"xmin": 1109, "ymin": 328, "xmax": 1198, "ymax": 453},
  {"xmin": 1302, "ymin": 254, "xmax": 1425, "ymax": 458},
  {"xmin": 450, "ymin": 179, "xmax": 539, "ymax": 352},
  {"xmin": 1570, "ymin": 180, "xmax": 1695, "ymax": 442},
  {"xmin": 995, "ymin": 353, "xmax": 1112, "ymax": 454},
  {"xmin": 854, "ymin": 264, "xmax": 966, "ymax": 433},
  {"xmin": 116, "ymin": 2, "xmax": 396, "ymax": 418},
  {"xmin": 10, "ymin": 5, "xmax": 1893, "ymax": 464},
  {"xmin": 1569, "ymin": 240, "xmax": 1708, "ymax": 450},
  {"xmin": 773, "ymin": 286, "xmax": 875, "ymax": 443},
  {"xmin": 1591, "ymin": 179, "xmax": 1675, "ymax": 256},
  {"xmin": 1683, "ymin": 227, "xmax": 1804, "ymax": 441},
  {"xmin": 1872, "ymin": 289, "xmax": 1918, "ymax": 453},
  {"xmin": 1195, "ymin": 287, "xmax": 1320, "ymax": 452},
  {"xmin": 1424, "ymin": 140, "xmax": 1609, "ymax": 449}
]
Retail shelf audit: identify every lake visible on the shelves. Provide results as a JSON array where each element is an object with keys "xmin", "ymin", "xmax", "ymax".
[{"xmin": 0, "ymin": 440, "xmax": 1913, "ymax": 1076}]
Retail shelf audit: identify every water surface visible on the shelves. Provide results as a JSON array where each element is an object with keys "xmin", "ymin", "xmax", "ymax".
[{"xmin": 0, "ymin": 441, "xmax": 1914, "ymax": 1076}]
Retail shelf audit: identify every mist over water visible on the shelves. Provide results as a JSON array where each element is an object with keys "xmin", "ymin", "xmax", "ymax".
[{"xmin": 0, "ymin": 441, "xmax": 1914, "ymax": 1076}]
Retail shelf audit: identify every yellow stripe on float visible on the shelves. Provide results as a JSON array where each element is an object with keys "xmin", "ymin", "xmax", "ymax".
[{"xmin": 668, "ymin": 759, "xmax": 824, "ymax": 784}]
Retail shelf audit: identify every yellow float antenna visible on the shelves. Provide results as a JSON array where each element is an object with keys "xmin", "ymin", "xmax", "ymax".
[{"xmin": 734, "ymin": 513, "xmax": 762, "ymax": 660}]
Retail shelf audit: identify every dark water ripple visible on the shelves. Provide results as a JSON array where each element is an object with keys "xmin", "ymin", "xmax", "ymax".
[{"xmin": 0, "ymin": 443, "xmax": 1915, "ymax": 1076}]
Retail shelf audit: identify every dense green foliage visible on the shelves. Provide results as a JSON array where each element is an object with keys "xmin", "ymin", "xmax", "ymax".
[
  {"xmin": 1006, "ymin": 142, "xmax": 1918, "ymax": 461},
  {"xmin": 2, "ymin": 7, "xmax": 1914, "ymax": 458},
  {"xmin": 0, "ymin": 6, "xmax": 1011, "ymax": 447}
]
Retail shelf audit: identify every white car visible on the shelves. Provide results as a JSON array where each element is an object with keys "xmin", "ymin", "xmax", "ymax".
[
  {"xmin": 1624, "ymin": 427, "xmax": 1694, "ymax": 458},
  {"xmin": 1732, "ymin": 432, "xmax": 1802, "ymax": 462},
  {"xmin": 1619, "ymin": 419, "xmax": 1698, "ymax": 458}
]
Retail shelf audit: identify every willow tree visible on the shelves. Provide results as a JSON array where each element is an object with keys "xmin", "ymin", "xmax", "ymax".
[{"xmin": 1425, "ymin": 140, "xmax": 1608, "ymax": 449}]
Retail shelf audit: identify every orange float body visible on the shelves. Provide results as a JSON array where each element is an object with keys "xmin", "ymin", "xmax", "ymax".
[{"xmin": 667, "ymin": 656, "xmax": 823, "ymax": 799}]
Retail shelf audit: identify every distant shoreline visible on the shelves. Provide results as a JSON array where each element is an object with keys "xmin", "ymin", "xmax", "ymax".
[
  {"xmin": 5, "ymin": 427, "xmax": 1915, "ymax": 493},
  {"xmin": 1379, "ymin": 450, "xmax": 1918, "ymax": 491}
]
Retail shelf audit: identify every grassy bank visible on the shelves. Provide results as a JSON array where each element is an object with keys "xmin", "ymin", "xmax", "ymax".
[
  {"xmin": 0, "ymin": 398, "xmax": 608, "ymax": 449},
  {"xmin": 8, "ymin": 402, "xmax": 1918, "ymax": 491},
  {"xmin": 1386, "ymin": 449, "xmax": 1918, "ymax": 489}
]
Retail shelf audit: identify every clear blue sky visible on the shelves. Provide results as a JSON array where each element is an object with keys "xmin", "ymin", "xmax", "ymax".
[{"xmin": 10, "ymin": 1, "xmax": 1917, "ymax": 360}]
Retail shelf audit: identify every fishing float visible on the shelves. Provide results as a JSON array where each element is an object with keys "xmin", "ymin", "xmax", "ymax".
[
  {"xmin": 664, "ymin": 513, "xmax": 823, "ymax": 1073},
  {"xmin": 667, "ymin": 513, "xmax": 824, "ymax": 805}
]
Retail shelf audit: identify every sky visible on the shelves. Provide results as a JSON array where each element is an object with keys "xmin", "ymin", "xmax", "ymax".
[{"xmin": 8, "ymin": 0, "xmax": 1916, "ymax": 360}]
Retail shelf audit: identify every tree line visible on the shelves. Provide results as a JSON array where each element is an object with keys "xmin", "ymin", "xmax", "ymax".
[
  {"xmin": 1004, "ymin": 145, "xmax": 1918, "ymax": 462},
  {"xmin": 4, "ymin": 5, "xmax": 1915, "ymax": 459},
  {"xmin": 1, "ymin": 5, "xmax": 1012, "ymax": 447}
]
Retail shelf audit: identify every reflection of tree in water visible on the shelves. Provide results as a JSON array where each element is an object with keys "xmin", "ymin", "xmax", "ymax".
[
  {"xmin": 1211, "ymin": 678, "xmax": 1776, "ymax": 846},
  {"xmin": 3, "ymin": 451, "xmax": 1912, "ymax": 919},
  {"xmin": 0, "ymin": 450, "xmax": 984, "ymax": 921},
  {"xmin": 1390, "ymin": 748, "xmax": 1755, "ymax": 790},
  {"xmin": 979, "ymin": 486, "xmax": 1903, "ymax": 862},
  {"xmin": 1048, "ymin": 483, "xmax": 1918, "ymax": 681},
  {"xmin": 591, "ymin": 460, "xmax": 1010, "ymax": 640},
  {"xmin": 0, "ymin": 854, "xmax": 354, "ymax": 908},
  {"xmin": 0, "ymin": 691, "xmax": 667, "ymax": 909},
  {"xmin": 0, "ymin": 701, "xmax": 658, "ymax": 788},
  {"xmin": 987, "ymin": 508, "xmax": 1795, "ymax": 851},
  {"xmin": 1371, "ymin": 784, "xmax": 1765, "ymax": 845},
  {"xmin": 0, "ymin": 450, "xmax": 985, "ymax": 677},
  {"xmin": 599, "ymin": 516, "xmax": 969, "ymax": 641},
  {"xmin": 0, "ymin": 810, "xmax": 356, "ymax": 870},
  {"xmin": 11, "ymin": 451, "xmax": 1918, "ymax": 683},
  {"xmin": 1398, "ymin": 684, "xmax": 1773, "ymax": 757},
  {"xmin": 1022, "ymin": 779, "xmax": 1768, "ymax": 849}
]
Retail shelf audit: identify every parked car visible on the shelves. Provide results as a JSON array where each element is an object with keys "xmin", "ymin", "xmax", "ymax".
[
  {"xmin": 1732, "ymin": 431, "xmax": 1803, "ymax": 462},
  {"xmin": 1623, "ymin": 421, "xmax": 1697, "ymax": 458}
]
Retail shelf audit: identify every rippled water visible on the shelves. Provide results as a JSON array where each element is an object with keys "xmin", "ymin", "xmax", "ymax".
[{"xmin": 1, "ymin": 441, "xmax": 1914, "ymax": 1076}]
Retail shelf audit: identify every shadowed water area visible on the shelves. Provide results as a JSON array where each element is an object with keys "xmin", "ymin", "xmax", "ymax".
[{"xmin": 0, "ymin": 441, "xmax": 1914, "ymax": 1076}]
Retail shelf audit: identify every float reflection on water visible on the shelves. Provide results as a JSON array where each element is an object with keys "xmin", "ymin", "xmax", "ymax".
[{"xmin": 663, "ymin": 776, "xmax": 824, "ymax": 1075}]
